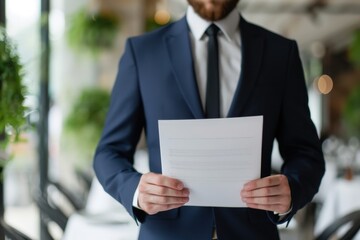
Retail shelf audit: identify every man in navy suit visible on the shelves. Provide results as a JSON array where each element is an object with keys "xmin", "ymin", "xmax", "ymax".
[{"xmin": 94, "ymin": 0, "xmax": 325, "ymax": 239}]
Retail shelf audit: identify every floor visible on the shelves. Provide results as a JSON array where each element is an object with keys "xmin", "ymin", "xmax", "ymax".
[
  {"xmin": 4, "ymin": 202, "xmax": 316, "ymax": 240},
  {"xmin": 5, "ymin": 204, "xmax": 40, "ymax": 239}
]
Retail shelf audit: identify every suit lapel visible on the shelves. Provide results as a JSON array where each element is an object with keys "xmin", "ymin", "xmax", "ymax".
[
  {"xmin": 227, "ymin": 17, "xmax": 264, "ymax": 117},
  {"xmin": 165, "ymin": 17, "xmax": 204, "ymax": 119}
]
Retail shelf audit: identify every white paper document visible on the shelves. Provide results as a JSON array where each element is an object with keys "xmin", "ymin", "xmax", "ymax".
[{"xmin": 158, "ymin": 116, "xmax": 263, "ymax": 207}]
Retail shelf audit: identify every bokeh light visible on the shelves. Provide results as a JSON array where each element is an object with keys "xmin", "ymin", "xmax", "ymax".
[
  {"xmin": 154, "ymin": 9, "xmax": 171, "ymax": 25},
  {"xmin": 316, "ymin": 74, "xmax": 334, "ymax": 94}
]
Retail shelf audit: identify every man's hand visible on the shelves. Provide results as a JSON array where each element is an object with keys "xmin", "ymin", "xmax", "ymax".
[
  {"xmin": 240, "ymin": 174, "xmax": 291, "ymax": 214},
  {"xmin": 138, "ymin": 172, "xmax": 189, "ymax": 215}
]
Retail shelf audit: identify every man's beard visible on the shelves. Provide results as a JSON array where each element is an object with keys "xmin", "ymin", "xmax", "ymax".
[{"xmin": 187, "ymin": 0, "xmax": 240, "ymax": 21}]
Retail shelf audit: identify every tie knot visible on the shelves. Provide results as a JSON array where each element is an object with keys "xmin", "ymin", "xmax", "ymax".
[{"xmin": 205, "ymin": 24, "xmax": 220, "ymax": 37}]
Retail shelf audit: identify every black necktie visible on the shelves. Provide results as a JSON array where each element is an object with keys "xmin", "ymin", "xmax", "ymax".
[{"xmin": 205, "ymin": 24, "xmax": 220, "ymax": 118}]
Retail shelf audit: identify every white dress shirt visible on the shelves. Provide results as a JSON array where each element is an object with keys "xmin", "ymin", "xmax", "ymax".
[
  {"xmin": 133, "ymin": 6, "xmax": 242, "ymax": 208},
  {"xmin": 187, "ymin": 6, "xmax": 242, "ymax": 117}
]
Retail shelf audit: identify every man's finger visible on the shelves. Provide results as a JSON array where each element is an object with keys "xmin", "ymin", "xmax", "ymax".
[
  {"xmin": 241, "ymin": 186, "xmax": 282, "ymax": 198},
  {"xmin": 243, "ymin": 175, "xmax": 284, "ymax": 190},
  {"xmin": 142, "ymin": 172, "xmax": 184, "ymax": 190},
  {"xmin": 139, "ymin": 184, "xmax": 189, "ymax": 197},
  {"xmin": 242, "ymin": 195, "xmax": 289, "ymax": 205},
  {"xmin": 144, "ymin": 203, "xmax": 187, "ymax": 215},
  {"xmin": 145, "ymin": 194, "xmax": 189, "ymax": 205},
  {"xmin": 245, "ymin": 203, "xmax": 289, "ymax": 213}
]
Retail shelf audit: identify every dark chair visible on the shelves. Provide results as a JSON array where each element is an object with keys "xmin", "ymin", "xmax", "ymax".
[
  {"xmin": 34, "ymin": 193, "xmax": 68, "ymax": 232},
  {"xmin": 315, "ymin": 210, "xmax": 360, "ymax": 240},
  {"xmin": 34, "ymin": 192, "xmax": 67, "ymax": 240},
  {"xmin": 47, "ymin": 180, "xmax": 84, "ymax": 211},
  {"xmin": 0, "ymin": 219, "xmax": 32, "ymax": 240},
  {"xmin": 34, "ymin": 178, "xmax": 88, "ymax": 240},
  {"xmin": 75, "ymin": 169, "xmax": 93, "ymax": 194}
]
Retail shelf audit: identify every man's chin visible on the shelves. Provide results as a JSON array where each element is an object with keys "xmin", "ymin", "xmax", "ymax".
[{"xmin": 188, "ymin": 0, "xmax": 239, "ymax": 21}]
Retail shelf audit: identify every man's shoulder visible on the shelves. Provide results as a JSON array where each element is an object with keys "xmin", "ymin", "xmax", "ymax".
[{"xmin": 242, "ymin": 17, "xmax": 295, "ymax": 44}]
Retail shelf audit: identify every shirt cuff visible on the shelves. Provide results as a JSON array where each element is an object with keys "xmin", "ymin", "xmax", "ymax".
[
  {"xmin": 132, "ymin": 185, "xmax": 142, "ymax": 209},
  {"xmin": 274, "ymin": 205, "xmax": 293, "ymax": 219}
]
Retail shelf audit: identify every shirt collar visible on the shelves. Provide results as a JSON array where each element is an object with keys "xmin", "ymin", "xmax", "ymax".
[{"xmin": 186, "ymin": 5, "xmax": 240, "ymax": 42}]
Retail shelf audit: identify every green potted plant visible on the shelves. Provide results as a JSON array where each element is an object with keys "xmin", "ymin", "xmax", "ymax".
[
  {"xmin": 0, "ymin": 28, "xmax": 26, "ymax": 155},
  {"xmin": 0, "ymin": 28, "xmax": 26, "ymax": 224},
  {"xmin": 349, "ymin": 29, "xmax": 360, "ymax": 67},
  {"xmin": 66, "ymin": 8, "xmax": 119, "ymax": 55},
  {"xmin": 344, "ymin": 30, "xmax": 360, "ymax": 138},
  {"xmin": 64, "ymin": 88, "xmax": 110, "ymax": 168},
  {"xmin": 343, "ymin": 85, "xmax": 360, "ymax": 138}
]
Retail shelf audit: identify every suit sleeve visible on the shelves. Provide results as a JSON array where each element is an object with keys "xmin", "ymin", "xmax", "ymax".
[
  {"xmin": 273, "ymin": 41, "xmax": 325, "ymax": 224},
  {"xmin": 93, "ymin": 39, "xmax": 145, "ymax": 221}
]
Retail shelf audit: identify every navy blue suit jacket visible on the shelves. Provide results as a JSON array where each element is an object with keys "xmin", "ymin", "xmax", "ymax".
[{"xmin": 94, "ymin": 16, "xmax": 325, "ymax": 240}]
